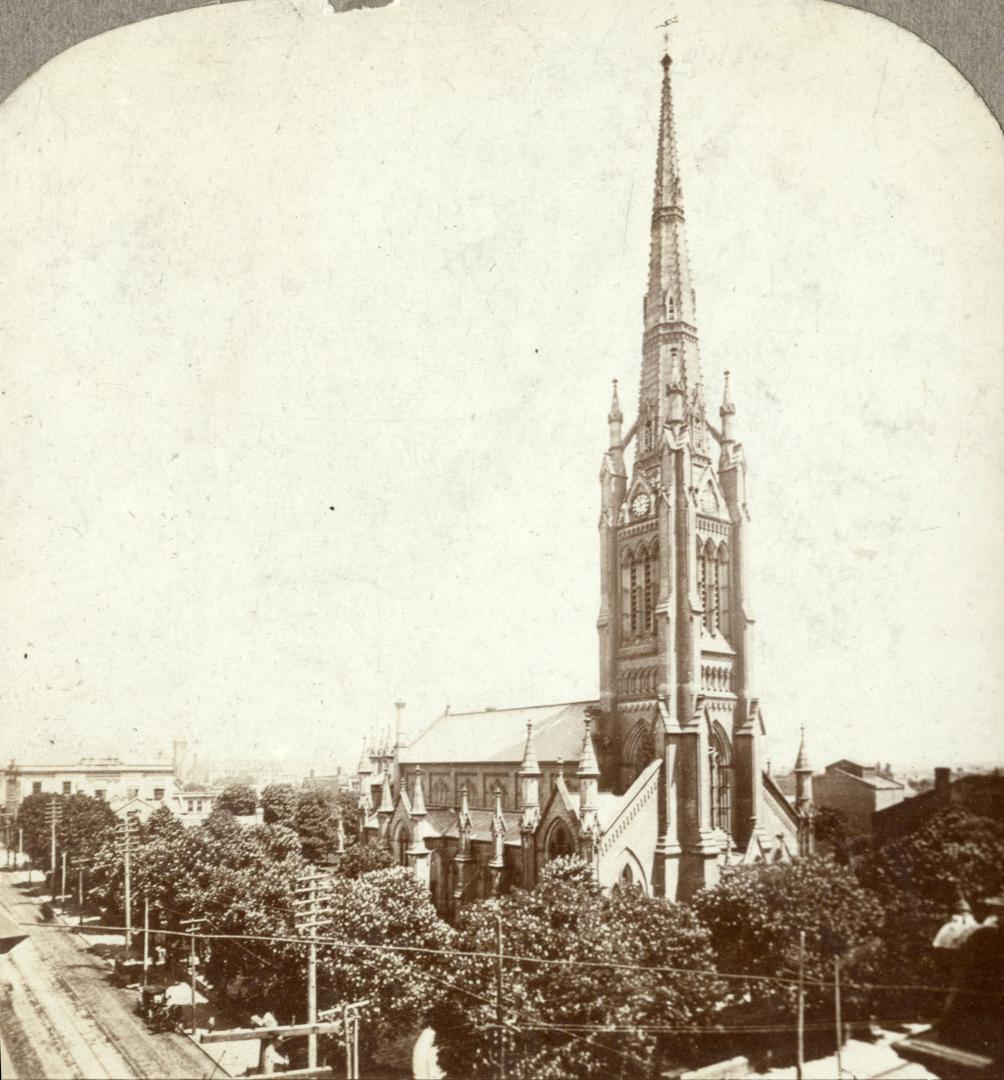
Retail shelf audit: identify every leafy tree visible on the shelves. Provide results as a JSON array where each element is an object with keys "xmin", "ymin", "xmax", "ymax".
[
  {"xmin": 335, "ymin": 840, "xmax": 394, "ymax": 879},
  {"xmin": 691, "ymin": 856, "xmax": 884, "ymax": 1026},
  {"xmin": 432, "ymin": 857, "xmax": 723, "ymax": 1079},
  {"xmin": 294, "ymin": 788, "xmax": 336, "ymax": 863},
  {"xmin": 58, "ymin": 792, "xmax": 118, "ymax": 865},
  {"xmin": 14, "ymin": 793, "xmax": 57, "ymax": 866},
  {"xmin": 216, "ymin": 783, "xmax": 257, "ymax": 816},
  {"xmin": 813, "ymin": 805, "xmax": 851, "ymax": 864},
  {"xmin": 14, "ymin": 792, "xmax": 116, "ymax": 869},
  {"xmin": 856, "ymin": 808, "xmax": 1004, "ymax": 1015},
  {"xmin": 317, "ymin": 867, "xmax": 454, "ymax": 1068},
  {"xmin": 335, "ymin": 789, "xmax": 361, "ymax": 842},
  {"xmin": 261, "ymin": 783, "xmax": 297, "ymax": 827}
]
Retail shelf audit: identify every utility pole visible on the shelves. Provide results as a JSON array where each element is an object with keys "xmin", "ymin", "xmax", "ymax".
[
  {"xmin": 78, "ymin": 864, "xmax": 86, "ymax": 927},
  {"xmin": 143, "ymin": 897, "xmax": 151, "ymax": 990},
  {"xmin": 294, "ymin": 868, "xmax": 334, "ymax": 1071},
  {"xmin": 44, "ymin": 797, "xmax": 62, "ymax": 898},
  {"xmin": 834, "ymin": 954, "xmax": 843, "ymax": 1078},
  {"xmin": 180, "ymin": 917, "xmax": 207, "ymax": 1034},
  {"xmin": 60, "ymin": 851, "xmax": 67, "ymax": 915},
  {"xmin": 495, "ymin": 911, "xmax": 505, "ymax": 1080},
  {"xmin": 121, "ymin": 815, "xmax": 140, "ymax": 951},
  {"xmin": 796, "ymin": 929, "xmax": 806, "ymax": 1080}
]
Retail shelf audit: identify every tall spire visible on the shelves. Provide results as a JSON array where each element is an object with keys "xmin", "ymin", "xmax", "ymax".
[{"xmin": 640, "ymin": 53, "xmax": 704, "ymax": 448}]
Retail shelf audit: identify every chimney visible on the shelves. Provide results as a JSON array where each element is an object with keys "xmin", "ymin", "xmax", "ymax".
[{"xmin": 934, "ymin": 767, "xmax": 951, "ymax": 801}]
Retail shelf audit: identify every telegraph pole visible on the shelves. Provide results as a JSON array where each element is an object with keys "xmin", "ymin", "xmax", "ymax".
[
  {"xmin": 121, "ymin": 815, "xmax": 140, "ymax": 950},
  {"xmin": 60, "ymin": 851, "xmax": 67, "ymax": 914},
  {"xmin": 180, "ymin": 917, "xmax": 207, "ymax": 1034},
  {"xmin": 294, "ymin": 868, "xmax": 334, "ymax": 1071},
  {"xmin": 143, "ymin": 897, "xmax": 151, "ymax": 990},
  {"xmin": 796, "ymin": 929, "xmax": 806, "ymax": 1080},
  {"xmin": 43, "ymin": 797, "xmax": 62, "ymax": 899},
  {"xmin": 78, "ymin": 864, "xmax": 86, "ymax": 927}
]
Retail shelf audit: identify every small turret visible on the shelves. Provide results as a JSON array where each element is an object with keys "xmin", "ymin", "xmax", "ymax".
[
  {"xmin": 519, "ymin": 720, "xmax": 541, "ymax": 831},
  {"xmin": 793, "ymin": 727, "xmax": 815, "ymax": 856},
  {"xmin": 719, "ymin": 370, "xmax": 736, "ymax": 460},
  {"xmin": 608, "ymin": 379, "xmax": 624, "ymax": 448},
  {"xmin": 578, "ymin": 717, "xmax": 600, "ymax": 816},
  {"xmin": 489, "ymin": 785, "xmax": 506, "ymax": 895}
]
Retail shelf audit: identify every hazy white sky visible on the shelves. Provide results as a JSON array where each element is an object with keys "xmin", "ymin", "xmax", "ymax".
[{"xmin": 2, "ymin": 0, "xmax": 1001, "ymax": 774}]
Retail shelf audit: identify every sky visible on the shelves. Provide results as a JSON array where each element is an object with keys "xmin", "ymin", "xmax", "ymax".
[{"xmin": 1, "ymin": 0, "xmax": 1001, "ymax": 775}]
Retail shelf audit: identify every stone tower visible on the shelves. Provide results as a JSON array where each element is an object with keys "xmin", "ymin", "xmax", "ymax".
[{"xmin": 596, "ymin": 54, "xmax": 762, "ymax": 898}]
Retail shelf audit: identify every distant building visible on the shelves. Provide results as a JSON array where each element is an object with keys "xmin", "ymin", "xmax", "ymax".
[
  {"xmin": 873, "ymin": 767, "xmax": 1004, "ymax": 844},
  {"xmin": 812, "ymin": 759, "xmax": 905, "ymax": 836},
  {"xmin": 170, "ymin": 788, "xmax": 221, "ymax": 828},
  {"xmin": 2, "ymin": 758, "xmax": 176, "ymax": 816}
]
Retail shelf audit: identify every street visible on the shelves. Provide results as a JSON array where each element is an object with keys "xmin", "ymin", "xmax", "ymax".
[{"xmin": 0, "ymin": 868, "xmax": 225, "ymax": 1079}]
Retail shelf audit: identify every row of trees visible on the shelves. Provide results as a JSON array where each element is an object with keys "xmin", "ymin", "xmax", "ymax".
[{"xmin": 14, "ymin": 780, "xmax": 1004, "ymax": 1076}]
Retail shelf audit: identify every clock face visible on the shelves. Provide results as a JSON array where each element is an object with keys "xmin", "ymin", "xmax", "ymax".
[{"xmin": 631, "ymin": 493, "xmax": 651, "ymax": 519}]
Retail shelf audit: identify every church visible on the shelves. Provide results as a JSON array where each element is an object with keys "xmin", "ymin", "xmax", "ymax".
[{"xmin": 357, "ymin": 54, "xmax": 813, "ymax": 915}]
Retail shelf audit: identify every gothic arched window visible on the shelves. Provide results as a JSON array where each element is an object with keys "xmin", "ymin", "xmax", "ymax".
[
  {"xmin": 630, "ymin": 551, "xmax": 641, "ymax": 634},
  {"xmin": 618, "ymin": 862, "xmax": 634, "ymax": 890},
  {"xmin": 705, "ymin": 540, "xmax": 719, "ymax": 634},
  {"xmin": 709, "ymin": 729, "xmax": 732, "ymax": 834},
  {"xmin": 718, "ymin": 544, "xmax": 731, "ymax": 642},
  {"xmin": 546, "ymin": 821, "xmax": 575, "ymax": 862},
  {"xmin": 697, "ymin": 542, "xmax": 708, "ymax": 631},
  {"xmin": 643, "ymin": 542, "xmax": 658, "ymax": 634}
]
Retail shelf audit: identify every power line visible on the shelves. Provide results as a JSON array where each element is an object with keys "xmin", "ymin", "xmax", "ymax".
[{"xmin": 21, "ymin": 920, "xmax": 1002, "ymax": 999}]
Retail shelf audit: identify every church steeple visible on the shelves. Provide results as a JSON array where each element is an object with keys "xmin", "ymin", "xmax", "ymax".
[{"xmin": 640, "ymin": 53, "xmax": 704, "ymax": 452}]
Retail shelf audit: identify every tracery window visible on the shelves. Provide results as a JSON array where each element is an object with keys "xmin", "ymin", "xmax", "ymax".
[
  {"xmin": 622, "ymin": 544, "xmax": 659, "ymax": 640},
  {"xmin": 709, "ymin": 729, "xmax": 732, "ymax": 834},
  {"xmin": 643, "ymin": 543, "xmax": 658, "ymax": 633},
  {"xmin": 630, "ymin": 555, "xmax": 641, "ymax": 634},
  {"xmin": 705, "ymin": 539, "xmax": 718, "ymax": 634},
  {"xmin": 697, "ymin": 541, "xmax": 708, "ymax": 631},
  {"xmin": 718, "ymin": 545, "xmax": 731, "ymax": 641},
  {"xmin": 546, "ymin": 821, "xmax": 575, "ymax": 861}
]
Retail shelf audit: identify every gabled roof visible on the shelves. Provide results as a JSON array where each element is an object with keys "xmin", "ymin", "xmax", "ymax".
[
  {"xmin": 824, "ymin": 763, "xmax": 904, "ymax": 791},
  {"xmin": 400, "ymin": 700, "xmax": 597, "ymax": 766}
]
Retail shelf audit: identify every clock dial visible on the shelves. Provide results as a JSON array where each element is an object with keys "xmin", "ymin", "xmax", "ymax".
[{"xmin": 631, "ymin": 493, "xmax": 651, "ymax": 519}]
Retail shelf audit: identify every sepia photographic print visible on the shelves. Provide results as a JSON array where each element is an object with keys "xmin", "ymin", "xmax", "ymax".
[{"xmin": 1, "ymin": 1, "xmax": 1002, "ymax": 1077}]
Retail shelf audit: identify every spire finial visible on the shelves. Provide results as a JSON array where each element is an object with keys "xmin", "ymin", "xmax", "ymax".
[
  {"xmin": 721, "ymin": 369, "xmax": 735, "ymax": 416},
  {"xmin": 520, "ymin": 719, "xmax": 541, "ymax": 776},
  {"xmin": 794, "ymin": 725, "xmax": 811, "ymax": 773},
  {"xmin": 608, "ymin": 378, "xmax": 623, "ymax": 424},
  {"xmin": 578, "ymin": 716, "xmax": 600, "ymax": 778}
]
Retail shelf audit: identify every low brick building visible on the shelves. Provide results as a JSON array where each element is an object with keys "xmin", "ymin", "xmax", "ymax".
[{"xmin": 813, "ymin": 760, "xmax": 905, "ymax": 837}]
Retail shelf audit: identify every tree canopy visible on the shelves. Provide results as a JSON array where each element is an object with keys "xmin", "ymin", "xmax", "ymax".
[
  {"xmin": 216, "ymin": 783, "xmax": 258, "ymax": 816},
  {"xmin": 15, "ymin": 791, "xmax": 117, "ymax": 868},
  {"xmin": 431, "ymin": 857, "xmax": 723, "ymax": 1079},
  {"xmin": 691, "ymin": 855, "xmax": 884, "ymax": 1024}
]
